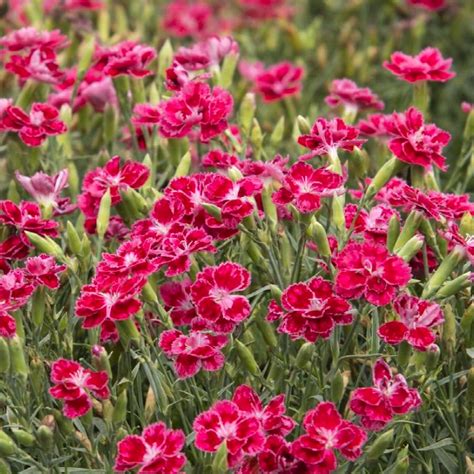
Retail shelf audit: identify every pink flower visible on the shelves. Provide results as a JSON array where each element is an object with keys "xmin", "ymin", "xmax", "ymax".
[
  {"xmin": 190, "ymin": 262, "xmax": 251, "ymax": 333},
  {"xmin": 406, "ymin": 0, "xmax": 446, "ymax": 11},
  {"xmin": 132, "ymin": 103, "xmax": 161, "ymax": 127},
  {"xmin": 349, "ymin": 359, "xmax": 422, "ymax": 430},
  {"xmin": 251, "ymin": 61, "xmax": 304, "ymax": 102},
  {"xmin": 267, "ymin": 277, "xmax": 353, "ymax": 342},
  {"xmin": 298, "ymin": 117, "xmax": 366, "ymax": 160},
  {"xmin": 158, "ymin": 81, "xmax": 233, "ymax": 142},
  {"xmin": 232, "ymin": 385, "xmax": 296, "ymax": 437},
  {"xmin": 442, "ymin": 223, "xmax": 474, "ymax": 265},
  {"xmin": 193, "ymin": 399, "xmax": 265, "ymax": 467},
  {"xmin": 0, "ymin": 27, "xmax": 68, "ymax": 52},
  {"xmin": 0, "ymin": 200, "xmax": 59, "ymax": 259},
  {"xmin": 378, "ymin": 294, "xmax": 444, "ymax": 351},
  {"xmin": 334, "ymin": 241, "xmax": 412, "ymax": 306},
  {"xmin": 154, "ymin": 228, "xmax": 216, "ymax": 277},
  {"xmin": 0, "ymin": 269, "xmax": 35, "ymax": 312},
  {"xmin": 2, "ymin": 103, "xmax": 67, "ymax": 147},
  {"xmin": 238, "ymin": 0, "xmax": 292, "ymax": 20},
  {"xmin": 0, "ymin": 312, "xmax": 16, "ymax": 338},
  {"xmin": 461, "ymin": 102, "xmax": 473, "ymax": 114},
  {"xmin": 163, "ymin": 0, "xmax": 213, "ymax": 38},
  {"xmin": 202, "ymin": 149, "xmax": 239, "ymax": 169},
  {"xmin": 115, "ymin": 422, "xmax": 186, "ymax": 473},
  {"xmin": 159, "ymin": 329, "xmax": 227, "ymax": 378},
  {"xmin": 292, "ymin": 402, "xmax": 367, "ymax": 471},
  {"xmin": 15, "ymin": 169, "xmax": 69, "ymax": 209},
  {"xmin": 24, "ymin": 254, "xmax": 66, "ymax": 289},
  {"xmin": 325, "ymin": 79, "xmax": 384, "ymax": 112},
  {"xmin": 5, "ymin": 47, "xmax": 65, "ymax": 85},
  {"xmin": 75, "ymin": 275, "xmax": 145, "ymax": 329},
  {"xmin": 272, "ymin": 162, "xmax": 345, "ymax": 214},
  {"xmin": 159, "ymin": 279, "xmax": 197, "ymax": 326},
  {"xmin": 94, "ymin": 40, "xmax": 156, "ymax": 78},
  {"xmin": 386, "ymin": 107, "xmax": 450, "ymax": 171},
  {"xmin": 357, "ymin": 113, "xmax": 394, "ymax": 139},
  {"xmin": 384, "ymin": 47, "xmax": 455, "ymax": 83},
  {"xmin": 49, "ymin": 358, "xmax": 110, "ymax": 418}
]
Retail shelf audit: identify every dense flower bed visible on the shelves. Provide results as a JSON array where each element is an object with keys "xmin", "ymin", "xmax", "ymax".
[{"xmin": 0, "ymin": 0, "xmax": 473, "ymax": 472}]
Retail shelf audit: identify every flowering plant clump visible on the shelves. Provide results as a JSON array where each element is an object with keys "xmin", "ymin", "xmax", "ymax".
[{"xmin": 0, "ymin": 1, "xmax": 472, "ymax": 473}]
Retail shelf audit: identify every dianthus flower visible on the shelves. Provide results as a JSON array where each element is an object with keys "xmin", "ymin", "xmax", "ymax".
[
  {"xmin": 163, "ymin": 0, "xmax": 213, "ymax": 38},
  {"xmin": 334, "ymin": 241, "xmax": 412, "ymax": 306},
  {"xmin": 24, "ymin": 254, "xmax": 66, "ymax": 289},
  {"xmin": 115, "ymin": 422, "xmax": 187, "ymax": 473},
  {"xmin": 49, "ymin": 358, "xmax": 109, "ymax": 418},
  {"xmin": 159, "ymin": 279, "xmax": 197, "ymax": 326},
  {"xmin": 384, "ymin": 47, "xmax": 455, "ymax": 83},
  {"xmin": 267, "ymin": 277, "xmax": 353, "ymax": 342},
  {"xmin": 350, "ymin": 359, "xmax": 422, "ymax": 430},
  {"xmin": 325, "ymin": 79, "xmax": 384, "ymax": 112}
]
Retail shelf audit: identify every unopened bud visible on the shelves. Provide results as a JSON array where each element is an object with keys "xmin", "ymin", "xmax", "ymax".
[
  {"xmin": 307, "ymin": 218, "xmax": 331, "ymax": 257},
  {"xmin": 12, "ymin": 429, "xmax": 35, "ymax": 448},
  {"xmin": 116, "ymin": 320, "xmax": 141, "ymax": 347},
  {"xmin": 212, "ymin": 442, "xmax": 228, "ymax": 474},
  {"xmin": 296, "ymin": 342, "xmax": 315, "ymax": 369},
  {"xmin": 8, "ymin": 336, "xmax": 28, "ymax": 379},
  {"xmin": 239, "ymin": 93, "xmax": 256, "ymax": 136},
  {"xmin": 396, "ymin": 234, "xmax": 424, "ymax": 262},
  {"xmin": 366, "ymin": 157, "xmax": 402, "ymax": 197},
  {"xmin": 436, "ymin": 272, "xmax": 472, "ymax": 298},
  {"xmin": 96, "ymin": 189, "xmax": 111, "ymax": 240},
  {"xmin": 112, "ymin": 390, "xmax": 128, "ymax": 425},
  {"xmin": 36, "ymin": 425, "xmax": 54, "ymax": 451},
  {"xmin": 367, "ymin": 429, "xmax": 394, "ymax": 460},
  {"xmin": 394, "ymin": 211, "xmax": 422, "ymax": 252},
  {"xmin": 235, "ymin": 340, "xmax": 260, "ymax": 375},
  {"xmin": 0, "ymin": 431, "xmax": 17, "ymax": 457},
  {"xmin": 297, "ymin": 115, "xmax": 311, "ymax": 135},
  {"xmin": 270, "ymin": 117, "xmax": 285, "ymax": 146},
  {"xmin": 330, "ymin": 370, "xmax": 345, "ymax": 403},
  {"xmin": 442, "ymin": 304, "xmax": 456, "ymax": 356},
  {"xmin": 173, "ymin": 152, "xmax": 192, "ymax": 178},
  {"xmin": 386, "ymin": 214, "xmax": 401, "ymax": 252},
  {"xmin": 24, "ymin": 232, "xmax": 65, "ymax": 261},
  {"xmin": 0, "ymin": 339, "xmax": 10, "ymax": 373}
]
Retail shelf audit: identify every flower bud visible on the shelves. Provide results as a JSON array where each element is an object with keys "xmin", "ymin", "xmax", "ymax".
[
  {"xmin": 436, "ymin": 272, "xmax": 472, "ymax": 299},
  {"xmin": 269, "ymin": 285, "xmax": 282, "ymax": 302},
  {"xmin": 270, "ymin": 117, "xmax": 285, "ymax": 146},
  {"xmin": 116, "ymin": 320, "xmax": 141, "ymax": 347},
  {"xmin": 36, "ymin": 425, "xmax": 54, "ymax": 451},
  {"xmin": 239, "ymin": 93, "xmax": 256, "ymax": 137},
  {"xmin": 212, "ymin": 442, "xmax": 228, "ymax": 474},
  {"xmin": 31, "ymin": 287, "xmax": 45, "ymax": 327},
  {"xmin": 261, "ymin": 186, "xmax": 278, "ymax": 232},
  {"xmin": 30, "ymin": 356, "xmax": 45, "ymax": 395},
  {"xmin": 425, "ymin": 344, "xmax": 440, "ymax": 371},
  {"xmin": 11, "ymin": 428, "xmax": 35, "ymax": 448},
  {"xmin": 96, "ymin": 189, "xmax": 111, "ymax": 240},
  {"xmin": 235, "ymin": 340, "xmax": 260, "ymax": 376},
  {"xmin": 158, "ymin": 40, "xmax": 173, "ymax": 79},
  {"xmin": 367, "ymin": 429, "xmax": 394, "ymax": 460},
  {"xmin": 202, "ymin": 203, "xmax": 222, "ymax": 221},
  {"xmin": 396, "ymin": 234, "xmax": 424, "ymax": 262},
  {"xmin": 173, "ymin": 152, "xmax": 192, "ymax": 178},
  {"xmin": 307, "ymin": 218, "xmax": 331, "ymax": 257},
  {"xmin": 392, "ymin": 446, "xmax": 409, "ymax": 473},
  {"xmin": 386, "ymin": 214, "xmax": 401, "ymax": 252},
  {"xmin": 8, "ymin": 336, "xmax": 28, "ymax": 379},
  {"xmin": 398, "ymin": 340, "xmax": 412, "ymax": 367},
  {"xmin": 144, "ymin": 385, "xmax": 156, "ymax": 422},
  {"xmin": 220, "ymin": 51, "xmax": 239, "ymax": 89},
  {"xmin": 142, "ymin": 281, "xmax": 159, "ymax": 304},
  {"xmin": 460, "ymin": 212, "xmax": 474, "ymax": 236},
  {"xmin": 250, "ymin": 119, "xmax": 263, "ymax": 156},
  {"xmin": 0, "ymin": 431, "xmax": 17, "ymax": 457},
  {"xmin": 366, "ymin": 157, "xmax": 402, "ymax": 197},
  {"xmin": 103, "ymin": 103, "xmax": 117, "ymax": 144},
  {"xmin": 66, "ymin": 221, "xmax": 82, "ymax": 256},
  {"xmin": 296, "ymin": 342, "xmax": 315, "ymax": 369},
  {"xmin": 51, "ymin": 409, "xmax": 74, "ymax": 437},
  {"xmin": 24, "ymin": 232, "xmax": 65, "ymax": 261},
  {"xmin": 442, "ymin": 304, "xmax": 456, "ymax": 357},
  {"xmin": 112, "ymin": 390, "xmax": 128, "ymax": 425},
  {"xmin": 394, "ymin": 211, "xmax": 422, "ymax": 252},
  {"xmin": 92, "ymin": 345, "xmax": 112, "ymax": 377},
  {"xmin": 122, "ymin": 188, "xmax": 148, "ymax": 216},
  {"xmin": 330, "ymin": 369, "xmax": 345, "ymax": 403},
  {"xmin": 0, "ymin": 339, "xmax": 10, "ymax": 373},
  {"xmin": 297, "ymin": 115, "xmax": 311, "ymax": 135},
  {"xmin": 228, "ymin": 166, "xmax": 244, "ymax": 182},
  {"xmin": 332, "ymin": 195, "xmax": 345, "ymax": 234},
  {"xmin": 255, "ymin": 317, "xmax": 278, "ymax": 349},
  {"xmin": 78, "ymin": 35, "xmax": 96, "ymax": 76},
  {"xmin": 461, "ymin": 304, "xmax": 474, "ymax": 347}
]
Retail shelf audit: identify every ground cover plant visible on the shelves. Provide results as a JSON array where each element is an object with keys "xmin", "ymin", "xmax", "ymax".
[{"xmin": 0, "ymin": 0, "xmax": 473, "ymax": 472}]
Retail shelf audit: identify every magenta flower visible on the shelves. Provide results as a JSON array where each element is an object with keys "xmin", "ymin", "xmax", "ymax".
[
  {"xmin": 291, "ymin": 402, "xmax": 367, "ymax": 471},
  {"xmin": 349, "ymin": 359, "xmax": 422, "ymax": 431},
  {"xmin": 159, "ymin": 279, "xmax": 197, "ymax": 326},
  {"xmin": 378, "ymin": 294, "xmax": 444, "ymax": 351},
  {"xmin": 272, "ymin": 162, "xmax": 345, "ymax": 214},
  {"xmin": 298, "ymin": 117, "xmax": 366, "ymax": 160},
  {"xmin": 24, "ymin": 254, "xmax": 66, "ymax": 289},
  {"xmin": 325, "ymin": 78, "xmax": 384, "ymax": 112},
  {"xmin": 115, "ymin": 422, "xmax": 186, "ymax": 473},
  {"xmin": 0, "ymin": 27, "xmax": 68, "ymax": 52},
  {"xmin": 384, "ymin": 47, "xmax": 455, "ymax": 83},
  {"xmin": 406, "ymin": 0, "xmax": 446, "ymax": 11},
  {"xmin": 163, "ymin": 0, "xmax": 213, "ymax": 38},
  {"xmin": 49, "ymin": 358, "xmax": 110, "ymax": 418},
  {"xmin": 334, "ymin": 241, "xmax": 412, "ymax": 306},
  {"xmin": 0, "ymin": 312, "xmax": 16, "ymax": 338}
]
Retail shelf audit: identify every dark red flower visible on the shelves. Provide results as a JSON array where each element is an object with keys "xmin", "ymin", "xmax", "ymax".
[
  {"xmin": 386, "ymin": 107, "xmax": 450, "ymax": 171},
  {"xmin": 190, "ymin": 262, "xmax": 251, "ymax": 333},
  {"xmin": 49, "ymin": 358, "xmax": 110, "ymax": 418},
  {"xmin": 292, "ymin": 402, "xmax": 367, "ymax": 472},
  {"xmin": 326, "ymin": 79, "xmax": 384, "ymax": 112},
  {"xmin": 0, "ymin": 312, "xmax": 16, "ymax": 338},
  {"xmin": 24, "ymin": 254, "xmax": 66, "ymax": 289},
  {"xmin": 115, "ymin": 422, "xmax": 187, "ymax": 473},
  {"xmin": 298, "ymin": 117, "xmax": 366, "ymax": 160},
  {"xmin": 384, "ymin": 47, "xmax": 455, "ymax": 83},
  {"xmin": 334, "ymin": 241, "xmax": 412, "ymax": 306},
  {"xmin": 2, "ymin": 103, "xmax": 67, "ymax": 147},
  {"xmin": 159, "ymin": 329, "xmax": 228, "ymax": 378},
  {"xmin": 349, "ymin": 359, "xmax": 422, "ymax": 430},
  {"xmin": 357, "ymin": 113, "xmax": 394, "ymax": 139},
  {"xmin": 272, "ymin": 162, "xmax": 345, "ymax": 214},
  {"xmin": 159, "ymin": 279, "xmax": 197, "ymax": 326},
  {"xmin": 268, "ymin": 277, "xmax": 353, "ymax": 342}
]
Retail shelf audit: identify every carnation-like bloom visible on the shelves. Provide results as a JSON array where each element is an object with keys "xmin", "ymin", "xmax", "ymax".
[
  {"xmin": 325, "ymin": 78, "xmax": 384, "ymax": 112},
  {"xmin": 291, "ymin": 402, "xmax": 367, "ymax": 472},
  {"xmin": 94, "ymin": 40, "xmax": 156, "ymax": 78},
  {"xmin": 49, "ymin": 358, "xmax": 110, "ymax": 418},
  {"xmin": 0, "ymin": 269, "xmax": 36, "ymax": 312},
  {"xmin": 441, "ymin": 223, "xmax": 474, "ymax": 266},
  {"xmin": 349, "ymin": 359, "xmax": 422, "ymax": 431},
  {"xmin": 193, "ymin": 400, "xmax": 265, "ymax": 467},
  {"xmin": 158, "ymin": 81, "xmax": 233, "ymax": 142},
  {"xmin": 2, "ymin": 102, "xmax": 67, "ymax": 147},
  {"xmin": 191, "ymin": 262, "xmax": 251, "ymax": 333},
  {"xmin": 298, "ymin": 117, "xmax": 366, "ymax": 160},
  {"xmin": 159, "ymin": 279, "xmax": 197, "ymax": 326},
  {"xmin": 334, "ymin": 241, "xmax": 412, "ymax": 306},
  {"xmin": 0, "ymin": 312, "xmax": 16, "ymax": 338},
  {"xmin": 267, "ymin": 277, "xmax": 353, "ymax": 342},
  {"xmin": 0, "ymin": 27, "xmax": 68, "ymax": 52},
  {"xmin": 159, "ymin": 329, "xmax": 227, "ymax": 378},
  {"xmin": 75, "ymin": 275, "xmax": 145, "ymax": 329},
  {"xmin": 406, "ymin": 0, "xmax": 446, "ymax": 11},
  {"xmin": 15, "ymin": 169, "xmax": 69, "ymax": 210},
  {"xmin": 384, "ymin": 47, "xmax": 455, "ymax": 83},
  {"xmin": 163, "ymin": 0, "xmax": 213, "ymax": 38},
  {"xmin": 272, "ymin": 162, "xmax": 345, "ymax": 214},
  {"xmin": 251, "ymin": 61, "xmax": 304, "ymax": 102},
  {"xmin": 24, "ymin": 254, "xmax": 66, "ymax": 289},
  {"xmin": 386, "ymin": 107, "xmax": 450, "ymax": 171},
  {"xmin": 378, "ymin": 294, "xmax": 444, "ymax": 351},
  {"xmin": 357, "ymin": 113, "xmax": 394, "ymax": 139},
  {"xmin": 115, "ymin": 422, "xmax": 187, "ymax": 473},
  {"xmin": 232, "ymin": 385, "xmax": 296, "ymax": 437},
  {"xmin": 5, "ymin": 47, "xmax": 65, "ymax": 85}
]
